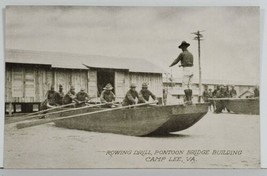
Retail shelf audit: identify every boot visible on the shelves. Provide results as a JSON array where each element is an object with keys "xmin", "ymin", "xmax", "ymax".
[
  {"xmin": 187, "ymin": 89, "xmax": 193, "ymax": 105},
  {"xmin": 184, "ymin": 89, "xmax": 192, "ymax": 105}
]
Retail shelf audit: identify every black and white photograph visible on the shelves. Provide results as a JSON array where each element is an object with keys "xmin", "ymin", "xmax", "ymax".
[{"xmin": 3, "ymin": 6, "xmax": 260, "ymax": 168}]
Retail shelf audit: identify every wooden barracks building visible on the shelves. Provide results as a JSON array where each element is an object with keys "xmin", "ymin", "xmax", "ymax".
[{"xmin": 5, "ymin": 49, "xmax": 163, "ymax": 113}]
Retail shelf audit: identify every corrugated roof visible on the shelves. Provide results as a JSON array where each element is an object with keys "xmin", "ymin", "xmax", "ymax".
[{"xmin": 5, "ymin": 49, "xmax": 163, "ymax": 73}]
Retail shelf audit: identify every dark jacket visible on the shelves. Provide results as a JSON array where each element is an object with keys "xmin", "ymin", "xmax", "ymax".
[
  {"xmin": 170, "ymin": 50, "xmax": 193, "ymax": 67},
  {"xmin": 76, "ymin": 92, "xmax": 89, "ymax": 102},
  {"xmin": 138, "ymin": 89, "xmax": 156, "ymax": 103},
  {"xmin": 63, "ymin": 91, "xmax": 76, "ymax": 104},
  {"xmin": 100, "ymin": 90, "xmax": 116, "ymax": 103},
  {"xmin": 47, "ymin": 90, "xmax": 60, "ymax": 106},
  {"xmin": 122, "ymin": 89, "xmax": 139, "ymax": 106}
]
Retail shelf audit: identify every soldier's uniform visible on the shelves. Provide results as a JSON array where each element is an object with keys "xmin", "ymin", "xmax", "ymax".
[
  {"xmin": 138, "ymin": 83, "xmax": 156, "ymax": 103},
  {"xmin": 169, "ymin": 41, "xmax": 194, "ymax": 104},
  {"xmin": 47, "ymin": 90, "xmax": 60, "ymax": 106},
  {"xmin": 100, "ymin": 83, "xmax": 116, "ymax": 108},
  {"xmin": 214, "ymin": 86, "xmax": 227, "ymax": 113},
  {"xmin": 122, "ymin": 83, "xmax": 139, "ymax": 106},
  {"xmin": 75, "ymin": 88, "xmax": 89, "ymax": 107},
  {"xmin": 202, "ymin": 89, "xmax": 210, "ymax": 103},
  {"xmin": 76, "ymin": 90, "xmax": 89, "ymax": 102},
  {"xmin": 254, "ymin": 87, "xmax": 259, "ymax": 97},
  {"xmin": 63, "ymin": 86, "xmax": 76, "ymax": 105},
  {"xmin": 58, "ymin": 85, "xmax": 64, "ymax": 105},
  {"xmin": 40, "ymin": 86, "xmax": 59, "ymax": 118},
  {"xmin": 100, "ymin": 84, "xmax": 115, "ymax": 102},
  {"xmin": 40, "ymin": 86, "xmax": 60, "ymax": 110},
  {"xmin": 230, "ymin": 87, "xmax": 237, "ymax": 98}
]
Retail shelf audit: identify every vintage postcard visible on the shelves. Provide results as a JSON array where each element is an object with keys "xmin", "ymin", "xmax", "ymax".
[{"xmin": 4, "ymin": 6, "xmax": 260, "ymax": 168}]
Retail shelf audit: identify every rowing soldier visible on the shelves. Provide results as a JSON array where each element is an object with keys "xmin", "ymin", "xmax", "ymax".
[
  {"xmin": 122, "ymin": 83, "xmax": 140, "ymax": 106},
  {"xmin": 169, "ymin": 41, "xmax": 194, "ymax": 105},
  {"xmin": 100, "ymin": 83, "xmax": 116, "ymax": 108},
  {"xmin": 45, "ymin": 85, "xmax": 60, "ymax": 107},
  {"xmin": 76, "ymin": 88, "xmax": 90, "ymax": 107},
  {"xmin": 39, "ymin": 85, "xmax": 60, "ymax": 118},
  {"xmin": 58, "ymin": 84, "xmax": 64, "ymax": 105},
  {"xmin": 138, "ymin": 83, "xmax": 157, "ymax": 103},
  {"xmin": 63, "ymin": 86, "xmax": 77, "ymax": 105}
]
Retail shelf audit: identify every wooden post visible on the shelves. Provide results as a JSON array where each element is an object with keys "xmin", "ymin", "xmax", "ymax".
[{"xmin": 192, "ymin": 30, "xmax": 204, "ymax": 103}]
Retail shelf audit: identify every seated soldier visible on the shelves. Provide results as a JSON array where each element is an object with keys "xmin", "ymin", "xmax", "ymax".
[
  {"xmin": 138, "ymin": 83, "xmax": 157, "ymax": 103},
  {"xmin": 122, "ymin": 83, "xmax": 139, "ymax": 106},
  {"xmin": 63, "ymin": 86, "xmax": 77, "ymax": 106},
  {"xmin": 100, "ymin": 83, "xmax": 116, "ymax": 108},
  {"xmin": 39, "ymin": 85, "xmax": 60, "ymax": 118},
  {"xmin": 76, "ymin": 88, "xmax": 90, "ymax": 107},
  {"xmin": 57, "ymin": 84, "xmax": 64, "ymax": 105},
  {"xmin": 46, "ymin": 85, "xmax": 60, "ymax": 108}
]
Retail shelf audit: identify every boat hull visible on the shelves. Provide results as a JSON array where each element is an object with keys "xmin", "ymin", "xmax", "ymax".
[
  {"xmin": 224, "ymin": 98, "xmax": 259, "ymax": 115},
  {"xmin": 54, "ymin": 103, "xmax": 209, "ymax": 136}
]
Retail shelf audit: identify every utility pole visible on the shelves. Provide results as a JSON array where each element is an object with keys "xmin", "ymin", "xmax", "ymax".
[{"xmin": 192, "ymin": 30, "xmax": 204, "ymax": 102}]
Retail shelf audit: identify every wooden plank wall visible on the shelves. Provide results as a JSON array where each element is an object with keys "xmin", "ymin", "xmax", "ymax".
[
  {"xmin": 115, "ymin": 71, "xmax": 126, "ymax": 99},
  {"xmin": 6, "ymin": 64, "xmax": 89, "ymax": 103},
  {"xmin": 5, "ymin": 67, "xmax": 12, "ymax": 102},
  {"xmin": 87, "ymin": 69, "xmax": 98, "ymax": 98},
  {"xmin": 129, "ymin": 72, "xmax": 163, "ymax": 98}
]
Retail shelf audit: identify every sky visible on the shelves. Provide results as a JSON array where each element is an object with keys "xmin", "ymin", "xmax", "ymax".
[{"xmin": 5, "ymin": 6, "xmax": 260, "ymax": 85}]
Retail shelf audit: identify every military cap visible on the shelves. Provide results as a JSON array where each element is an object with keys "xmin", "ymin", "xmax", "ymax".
[
  {"xmin": 142, "ymin": 83, "xmax": 148, "ymax": 88},
  {"xmin": 70, "ymin": 86, "xmax": 75, "ymax": 90},
  {"xmin": 80, "ymin": 88, "xmax": 85, "ymax": 91},
  {"xmin": 178, "ymin": 41, "xmax": 190, "ymax": 48},
  {"xmin": 130, "ymin": 83, "xmax": 137, "ymax": 88},
  {"xmin": 103, "ymin": 83, "xmax": 113, "ymax": 90},
  {"xmin": 59, "ymin": 84, "xmax": 63, "ymax": 88}
]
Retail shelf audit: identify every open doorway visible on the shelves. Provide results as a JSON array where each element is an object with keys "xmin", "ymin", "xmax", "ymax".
[{"xmin": 97, "ymin": 69, "xmax": 115, "ymax": 97}]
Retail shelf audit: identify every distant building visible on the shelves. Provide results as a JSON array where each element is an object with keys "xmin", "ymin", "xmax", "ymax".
[
  {"xmin": 238, "ymin": 90, "xmax": 254, "ymax": 98},
  {"xmin": 5, "ymin": 49, "xmax": 163, "ymax": 113}
]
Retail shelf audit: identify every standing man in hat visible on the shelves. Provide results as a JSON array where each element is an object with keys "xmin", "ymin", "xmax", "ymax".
[
  {"xmin": 57, "ymin": 84, "xmax": 64, "ymax": 105},
  {"xmin": 169, "ymin": 41, "xmax": 194, "ymax": 105},
  {"xmin": 63, "ymin": 86, "xmax": 77, "ymax": 105},
  {"xmin": 122, "ymin": 83, "xmax": 140, "ymax": 106},
  {"xmin": 76, "ymin": 88, "xmax": 90, "ymax": 107},
  {"xmin": 202, "ymin": 85, "xmax": 210, "ymax": 103},
  {"xmin": 138, "ymin": 83, "xmax": 157, "ymax": 103},
  {"xmin": 100, "ymin": 83, "xmax": 116, "ymax": 108},
  {"xmin": 230, "ymin": 86, "xmax": 237, "ymax": 98}
]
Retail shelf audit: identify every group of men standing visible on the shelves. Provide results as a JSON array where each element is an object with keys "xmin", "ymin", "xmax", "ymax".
[
  {"xmin": 42, "ymin": 82, "xmax": 157, "ymax": 111},
  {"xmin": 202, "ymin": 85, "xmax": 237, "ymax": 113}
]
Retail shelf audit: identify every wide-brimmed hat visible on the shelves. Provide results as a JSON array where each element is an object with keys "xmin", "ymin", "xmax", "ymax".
[
  {"xmin": 130, "ymin": 83, "xmax": 137, "ymax": 88},
  {"xmin": 142, "ymin": 83, "xmax": 148, "ymax": 88},
  {"xmin": 178, "ymin": 41, "xmax": 190, "ymax": 48},
  {"xmin": 104, "ymin": 83, "xmax": 113, "ymax": 90}
]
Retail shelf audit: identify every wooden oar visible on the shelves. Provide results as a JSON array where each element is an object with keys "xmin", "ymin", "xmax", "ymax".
[
  {"xmin": 16, "ymin": 101, "xmax": 157, "ymax": 129},
  {"xmin": 21, "ymin": 102, "xmax": 76, "ymax": 118},
  {"xmin": 9, "ymin": 102, "xmax": 108, "ymax": 124},
  {"xmin": 208, "ymin": 98, "xmax": 258, "ymax": 101}
]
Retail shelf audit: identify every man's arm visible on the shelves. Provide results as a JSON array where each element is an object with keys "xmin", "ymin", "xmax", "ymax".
[
  {"xmin": 149, "ymin": 90, "xmax": 156, "ymax": 100},
  {"xmin": 126, "ymin": 91, "xmax": 136, "ymax": 104},
  {"xmin": 100, "ymin": 91, "xmax": 107, "ymax": 103},
  {"xmin": 169, "ymin": 53, "xmax": 182, "ymax": 67},
  {"xmin": 138, "ymin": 91, "xmax": 146, "ymax": 103}
]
